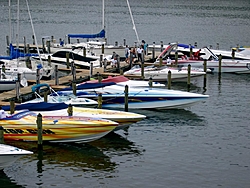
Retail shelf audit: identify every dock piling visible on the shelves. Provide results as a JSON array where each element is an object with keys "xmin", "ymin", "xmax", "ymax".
[
  {"xmin": 36, "ymin": 113, "xmax": 43, "ymax": 149},
  {"xmin": 167, "ymin": 70, "xmax": 172, "ymax": 89},
  {"xmin": 187, "ymin": 64, "xmax": 191, "ymax": 91},
  {"xmin": 98, "ymin": 94, "xmax": 102, "ymax": 109},
  {"xmin": 124, "ymin": 85, "xmax": 129, "ymax": 112},
  {"xmin": 67, "ymin": 104, "xmax": 73, "ymax": 116},
  {"xmin": 0, "ymin": 126, "xmax": 4, "ymax": 144}
]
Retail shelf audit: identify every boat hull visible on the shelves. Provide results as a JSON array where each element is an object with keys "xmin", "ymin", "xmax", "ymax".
[{"xmin": 0, "ymin": 111, "xmax": 118, "ymax": 143}]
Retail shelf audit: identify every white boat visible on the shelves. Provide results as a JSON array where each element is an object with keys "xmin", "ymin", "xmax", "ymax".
[
  {"xmin": 57, "ymin": 83, "xmax": 209, "ymax": 110},
  {"xmin": 23, "ymin": 83, "xmax": 98, "ymax": 108},
  {"xmin": 124, "ymin": 65, "xmax": 206, "ymax": 82},
  {"xmin": 0, "ymin": 143, "xmax": 33, "ymax": 170},
  {"xmin": 156, "ymin": 43, "xmax": 250, "ymax": 73},
  {"xmin": 0, "ymin": 72, "xmax": 27, "ymax": 92}
]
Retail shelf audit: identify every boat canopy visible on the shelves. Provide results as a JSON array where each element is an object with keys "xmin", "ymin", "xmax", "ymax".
[
  {"xmin": 67, "ymin": 29, "xmax": 105, "ymax": 39},
  {"xmin": 0, "ymin": 43, "xmax": 38, "ymax": 60},
  {"xmin": 2, "ymin": 102, "xmax": 68, "ymax": 111},
  {"xmin": 31, "ymin": 83, "xmax": 50, "ymax": 93},
  {"xmin": 60, "ymin": 82, "xmax": 116, "ymax": 91}
]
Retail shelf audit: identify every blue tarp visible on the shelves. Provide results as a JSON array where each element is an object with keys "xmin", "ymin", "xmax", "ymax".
[
  {"xmin": 67, "ymin": 29, "xmax": 105, "ymax": 39},
  {"xmin": 60, "ymin": 82, "xmax": 116, "ymax": 91},
  {"xmin": 178, "ymin": 44, "xmax": 195, "ymax": 49},
  {"xmin": 2, "ymin": 102, "xmax": 68, "ymax": 111},
  {"xmin": 0, "ymin": 43, "xmax": 38, "ymax": 60}
]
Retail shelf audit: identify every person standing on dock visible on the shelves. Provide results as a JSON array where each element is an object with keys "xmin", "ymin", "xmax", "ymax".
[
  {"xmin": 137, "ymin": 46, "xmax": 143, "ymax": 62},
  {"xmin": 125, "ymin": 45, "xmax": 130, "ymax": 63}
]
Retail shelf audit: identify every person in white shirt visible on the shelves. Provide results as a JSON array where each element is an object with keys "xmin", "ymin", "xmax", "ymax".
[
  {"xmin": 111, "ymin": 57, "xmax": 117, "ymax": 68},
  {"xmin": 137, "ymin": 46, "xmax": 144, "ymax": 62},
  {"xmin": 0, "ymin": 107, "xmax": 10, "ymax": 119}
]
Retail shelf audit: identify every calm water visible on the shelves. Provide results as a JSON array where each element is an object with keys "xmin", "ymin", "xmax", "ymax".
[{"xmin": 0, "ymin": 0, "xmax": 250, "ymax": 187}]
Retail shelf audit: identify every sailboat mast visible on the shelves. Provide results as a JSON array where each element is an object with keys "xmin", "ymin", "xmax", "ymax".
[
  {"xmin": 16, "ymin": 0, "xmax": 19, "ymax": 48},
  {"xmin": 9, "ymin": 0, "xmax": 12, "ymax": 43},
  {"xmin": 126, "ymin": 0, "xmax": 140, "ymax": 44},
  {"xmin": 102, "ymin": 0, "xmax": 105, "ymax": 30}
]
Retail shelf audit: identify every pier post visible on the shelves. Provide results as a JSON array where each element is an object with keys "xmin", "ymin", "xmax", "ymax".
[
  {"xmin": 152, "ymin": 42, "xmax": 155, "ymax": 59},
  {"xmin": 115, "ymin": 41, "xmax": 118, "ymax": 46},
  {"xmin": 47, "ymin": 40, "xmax": 51, "ymax": 54},
  {"xmin": 216, "ymin": 43, "xmax": 219, "ymax": 50},
  {"xmin": 175, "ymin": 51, "xmax": 178, "ymax": 66},
  {"xmin": 36, "ymin": 113, "xmax": 43, "ymax": 149},
  {"xmin": 66, "ymin": 52, "xmax": 70, "ymax": 69},
  {"xmin": 149, "ymin": 77, "xmax": 153, "ymax": 87},
  {"xmin": 97, "ymin": 94, "xmax": 102, "ymax": 109},
  {"xmin": 167, "ymin": 70, "xmax": 171, "ymax": 89},
  {"xmin": 117, "ymin": 55, "xmax": 120, "ymax": 71},
  {"xmin": 0, "ymin": 126, "xmax": 4, "ymax": 144},
  {"xmin": 26, "ymin": 43, "xmax": 30, "ymax": 55},
  {"xmin": 10, "ymin": 99, "xmax": 15, "ymax": 114},
  {"xmin": 48, "ymin": 55, "xmax": 51, "ymax": 67},
  {"xmin": 104, "ymin": 59, "xmax": 107, "ymax": 72},
  {"xmin": 72, "ymin": 81, "xmax": 77, "ymax": 96},
  {"xmin": 124, "ymin": 85, "xmax": 129, "ymax": 112},
  {"xmin": 42, "ymin": 38, "xmax": 45, "ymax": 53},
  {"xmin": 23, "ymin": 36, "xmax": 27, "ymax": 53},
  {"xmin": 231, "ymin": 49, "xmax": 235, "ymax": 60},
  {"xmin": 97, "ymin": 72, "xmax": 102, "ymax": 83},
  {"xmin": 187, "ymin": 64, "xmax": 191, "ymax": 91},
  {"xmin": 32, "ymin": 35, "xmax": 35, "ymax": 45},
  {"xmin": 141, "ymin": 61, "xmax": 145, "ymax": 80},
  {"xmin": 83, "ymin": 47, "xmax": 86, "ymax": 57},
  {"xmin": 67, "ymin": 104, "xmax": 73, "ymax": 116},
  {"xmin": 203, "ymin": 59, "xmax": 207, "ymax": 89},
  {"xmin": 89, "ymin": 62, "xmax": 93, "ymax": 78},
  {"xmin": 36, "ymin": 69, "xmax": 40, "ymax": 85},
  {"xmin": 102, "ymin": 44, "xmax": 105, "ymax": 54},
  {"xmin": 159, "ymin": 56, "xmax": 163, "ymax": 66},
  {"xmin": 55, "ymin": 65, "xmax": 59, "ymax": 85},
  {"xmin": 219, "ymin": 54, "xmax": 222, "ymax": 75},
  {"xmin": 123, "ymin": 39, "xmax": 126, "ymax": 46},
  {"xmin": 100, "ymin": 54, "xmax": 103, "ymax": 67},
  {"xmin": 160, "ymin": 41, "xmax": 163, "ymax": 52},
  {"xmin": 6, "ymin": 36, "xmax": 10, "ymax": 55},
  {"xmin": 44, "ymin": 91, "xmax": 48, "ymax": 102},
  {"xmin": 189, "ymin": 44, "xmax": 193, "ymax": 58},
  {"xmin": 15, "ymin": 73, "xmax": 21, "ymax": 102}
]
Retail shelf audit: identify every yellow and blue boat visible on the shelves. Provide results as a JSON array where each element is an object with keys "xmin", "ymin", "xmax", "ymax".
[{"xmin": 0, "ymin": 110, "xmax": 119, "ymax": 143}]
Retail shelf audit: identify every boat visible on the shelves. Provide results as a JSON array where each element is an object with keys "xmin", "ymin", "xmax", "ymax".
[
  {"xmin": 123, "ymin": 64, "xmax": 206, "ymax": 82},
  {"xmin": 23, "ymin": 83, "xmax": 98, "ymax": 108},
  {"xmin": 2, "ymin": 102, "xmax": 146, "ymax": 131},
  {"xmin": 0, "ymin": 110, "xmax": 119, "ymax": 143},
  {"xmin": 57, "ymin": 83, "xmax": 209, "ymax": 110},
  {"xmin": 156, "ymin": 43, "xmax": 250, "ymax": 73},
  {"xmin": 0, "ymin": 143, "xmax": 33, "ymax": 170},
  {"xmin": 81, "ymin": 75, "xmax": 166, "ymax": 87},
  {"xmin": 0, "ymin": 72, "xmax": 27, "ymax": 92}
]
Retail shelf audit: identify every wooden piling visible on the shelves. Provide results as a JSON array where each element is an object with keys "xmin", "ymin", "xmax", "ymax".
[
  {"xmin": 175, "ymin": 51, "xmax": 178, "ymax": 66},
  {"xmin": 159, "ymin": 56, "xmax": 163, "ymax": 66},
  {"xmin": 66, "ymin": 52, "xmax": 70, "ymax": 69},
  {"xmin": 90, "ymin": 62, "xmax": 93, "ymax": 77},
  {"xmin": 48, "ymin": 55, "xmax": 51, "ymax": 67},
  {"xmin": 124, "ymin": 85, "xmax": 129, "ymax": 112},
  {"xmin": 97, "ymin": 72, "xmax": 102, "ymax": 83},
  {"xmin": 23, "ymin": 36, "xmax": 27, "ymax": 53},
  {"xmin": 97, "ymin": 94, "xmax": 102, "ymax": 109},
  {"xmin": 123, "ymin": 38, "xmax": 126, "ymax": 46},
  {"xmin": 44, "ymin": 91, "xmax": 48, "ymax": 102},
  {"xmin": 187, "ymin": 64, "xmax": 191, "ymax": 91},
  {"xmin": 102, "ymin": 44, "xmax": 104, "ymax": 54},
  {"xmin": 141, "ymin": 61, "xmax": 145, "ymax": 80},
  {"xmin": 72, "ymin": 82, "xmax": 77, "ymax": 96},
  {"xmin": 67, "ymin": 104, "xmax": 73, "ymax": 116},
  {"xmin": 47, "ymin": 40, "xmax": 51, "ymax": 54},
  {"xmin": 15, "ymin": 73, "xmax": 21, "ymax": 102},
  {"xmin": 83, "ymin": 47, "xmax": 86, "ymax": 57},
  {"xmin": 55, "ymin": 65, "xmax": 59, "ymax": 85},
  {"xmin": 203, "ymin": 59, "xmax": 207, "ymax": 89},
  {"xmin": 36, "ymin": 113, "xmax": 43, "ymax": 149},
  {"xmin": 160, "ymin": 41, "xmax": 163, "ymax": 52},
  {"xmin": 152, "ymin": 42, "xmax": 155, "ymax": 59},
  {"xmin": 10, "ymin": 99, "xmax": 15, "ymax": 114},
  {"xmin": 218, "ymin": 54, "xmax": 222, "ymax": 75},
  {"xmin": 0, "ymin": 126, "xmax": 4, "ymax": 144},
  {"xmin": 167, "ymin": 70, "xmax": 171, "ymax": 89},
  {"xmin": 149, "ymin": 77, "xmax": 153, "ymax": 87},
  {"xmin": 189, "ymin": 44, "xmax": 193, "ymax": 58},
  {"xmin": 100, "ymin": 54, "xmax": 103, "ymax": 67},
  {"xmin": 36, "ymin": 69, "xmax": 40, "ymax": 84}
]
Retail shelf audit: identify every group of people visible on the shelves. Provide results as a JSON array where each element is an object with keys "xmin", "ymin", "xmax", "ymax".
[{"xmin": 124, "ymin": 40, "xmax": 148, "ymax": 63}]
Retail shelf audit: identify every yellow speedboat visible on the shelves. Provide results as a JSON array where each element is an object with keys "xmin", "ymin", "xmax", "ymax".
[{"xmin": 0, "ymin": 110, "xmax": 118, "ymax": 143}]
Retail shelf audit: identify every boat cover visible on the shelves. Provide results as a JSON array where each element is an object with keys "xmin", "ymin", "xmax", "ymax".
[
  {"xmin": 67, "ymin": 29, "xmax": 105, "ymax": 39},
  {"xmin": 0, "ymin": 43, "xmax": 38, "ymax": 60},
  {"xmin": 60, "ymin": 82, "xmax": 116, "ymax": 91},
  {"xmin": 2, "ymin": 102, "xmax": 68, "ymax": 111}
]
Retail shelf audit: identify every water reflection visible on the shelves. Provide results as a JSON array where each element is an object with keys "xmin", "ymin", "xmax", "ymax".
[{"xmin": 0, "ymin": 170, "xmax": 24, "ymax": 188}]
